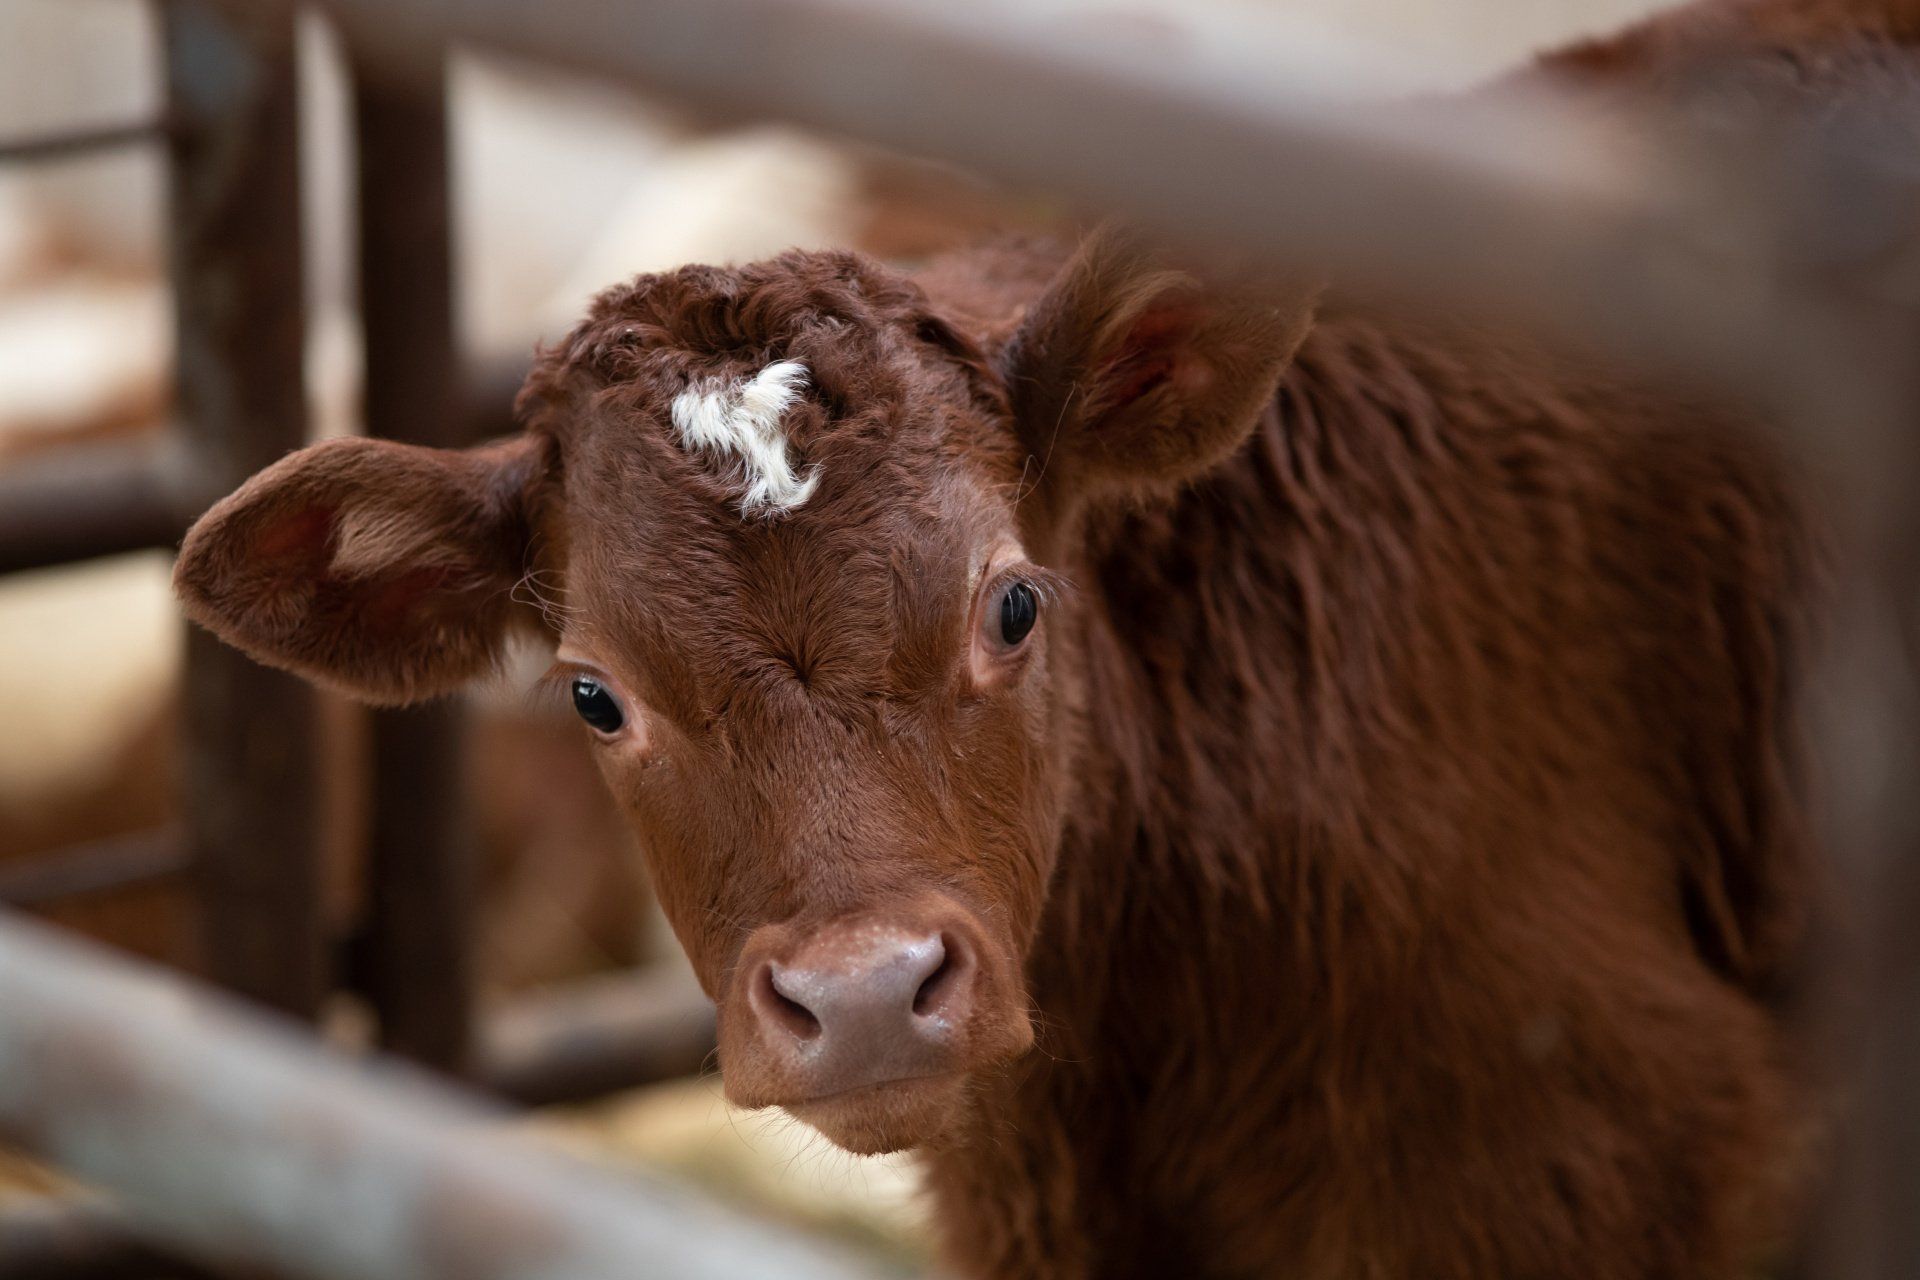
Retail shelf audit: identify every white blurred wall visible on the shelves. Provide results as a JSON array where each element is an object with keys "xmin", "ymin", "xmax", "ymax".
[{"xmin": 0, "ymin": 0, "xmax": 162, "ymax": 272}]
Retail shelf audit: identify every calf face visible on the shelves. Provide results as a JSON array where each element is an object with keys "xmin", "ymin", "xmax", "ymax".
[{"xmin": 174, "ymin": 234, "xmax": 1316, "ymax": 1153}]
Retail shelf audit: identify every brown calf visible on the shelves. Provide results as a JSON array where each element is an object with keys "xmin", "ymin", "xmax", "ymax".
[{"xmin": 172, "ymin": 0, "xmax": 1918, "ymax": 1273}]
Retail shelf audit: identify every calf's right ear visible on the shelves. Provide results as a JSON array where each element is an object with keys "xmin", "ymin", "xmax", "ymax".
[{"xmin": 173, "ymin": 434, "xmax": 544, "ymax": 705}]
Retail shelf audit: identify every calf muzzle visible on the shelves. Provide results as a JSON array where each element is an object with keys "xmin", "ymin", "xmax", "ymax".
[{"xmin": 719, "ymin": 896, "xmax": 1031, "ymax": 1138}]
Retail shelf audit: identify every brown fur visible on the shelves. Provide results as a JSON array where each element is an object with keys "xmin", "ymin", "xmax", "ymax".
[{"xmin": 164, "ymin": 1, "xmax": 1915, "ymax": 1273}]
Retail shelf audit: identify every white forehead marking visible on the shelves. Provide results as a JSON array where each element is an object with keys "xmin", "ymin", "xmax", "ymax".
[{"xmin": 668, "ymin": 359, "xmax": 820, "ymax": 517}]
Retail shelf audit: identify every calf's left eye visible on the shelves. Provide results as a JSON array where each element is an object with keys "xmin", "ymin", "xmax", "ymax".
[{"xmin": 571, "ymin": 676, "xmax": 625, "ymax": 734}]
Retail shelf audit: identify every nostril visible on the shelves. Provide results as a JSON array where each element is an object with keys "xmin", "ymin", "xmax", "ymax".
[
  {"xmin": 913, "ymin": 932, "xmax": 970, "ymax": 1017},
  {"xmin": 756, "ymin": 963, "xmax": 822, "ymax": 1041},
  {"xmin": 773, "ymin": 987, "xmax": 822, "ymax": 1038},
  {"xmin": 912, "ymin": 952, "xmax": 951, "ymax": 1016}
]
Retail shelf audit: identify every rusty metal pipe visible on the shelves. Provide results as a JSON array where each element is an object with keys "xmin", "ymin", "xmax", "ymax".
[
  {"xmin": 166, "ymin": 0, "xmax": 329, "ymax": 1021},
  {"xmin": 0, "ymin": 437, "xmax": 192, "ymax": 576},
  {"xmin": 0, "ymin": 120, "xmax": 165, "ymax": 165},
  {"xmin": 0, "ymin": 909, "xmax": 893, "ymax": 1280},
  {"xmin": 480, "ymin": 968, "xmax": 718, "ymax": 1108},
  {"xmin": 349, "ymin": 52, "xmax": 480, "ymax": 1074},
  {"xmin": 0, "ymin": 356, "xmax": 534, "ymax": 581},
  {"xmin": 0, "ymin": 827, "xmax": 190, "ymax": 909}
]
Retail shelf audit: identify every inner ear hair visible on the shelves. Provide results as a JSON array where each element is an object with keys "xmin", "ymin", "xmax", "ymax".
[
  {"xmin": 173, "ymin": 434, "xmax": 544, "ymax": 706},
  {"xmin": 1003, "ymin": 229, "xmax": 1196, "ymax": 433},
  {"xmin": 1003, "ymin": 226, "xmax": 1321, "ymax": 511}
]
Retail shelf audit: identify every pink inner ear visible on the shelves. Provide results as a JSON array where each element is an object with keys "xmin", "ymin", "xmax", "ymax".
[
  {"xmin": 363, "ymin": 564, "xmax": 459, "ymax": 633},
  {"xmin": 1109, "ymin": 300, "xmax": 1205, "ymax": 404},
  {"xmin": 251, "ymin": 505, "xmax": 337, "ymax": 564}
]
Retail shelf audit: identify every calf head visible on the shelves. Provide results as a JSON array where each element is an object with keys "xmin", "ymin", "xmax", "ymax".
[{"xmin": 174, "ymin": 233, "xmax": 1315, "ymax": 1154}]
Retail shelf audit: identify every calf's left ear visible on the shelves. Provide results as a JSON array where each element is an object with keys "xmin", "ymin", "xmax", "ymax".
[
  {"xmin": 1002, "ymin": 229, "xmax": 1319, "ymax": 508},
  {"xmin": 173, "ymin": 434, "xmax": 544, "ymax": 705}
]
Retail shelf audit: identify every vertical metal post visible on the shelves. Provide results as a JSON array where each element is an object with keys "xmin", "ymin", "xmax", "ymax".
[
  {"xmin": 165, "ymin": 0, "xmax": 327, "ymax": 1019},
  {"xmin": 351, "ymin": 50, "xmax": 479, "ymax": 1073},
  {"xmin": 1810, "ymin": 459, "xmax": 1920, "ymax": 1280},
  {"xmin": 1849, "ymin": 593, "xmax": 1920, "ymax": 1280}
]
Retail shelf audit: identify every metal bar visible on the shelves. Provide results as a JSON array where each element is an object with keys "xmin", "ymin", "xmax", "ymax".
[
  {"xmin": 1802, "ymin": 515, "xmax": 1920, "ymax": 1280},
  {"xmin": 0, "ymin": 910, "xmax": 891, "ymax": 1280},
  {"xmin": 329, "ymin": 0, "xmax": 1920, "ymax": 566},
  {"xmin": 0, "ymin": 355, "xmax": 524, "ymax": 580},
  {"xmin": 329, "ymin": 0, "xmax": 1846, "ymax": 425},
  {"xmin": 165, "ymin": 0, "xmax": 327, "ymax": 1019},
  {"xmin": 360, "ymin": 704, "xmax": 477, "ymax": 1071},
  {"xmin": 0, "ymin": 119, "xmax": 166, "ymax": 166},
  {"xmin": 0, "ymin": 437, "xmax": 190, "ymax": 576},
  {"xmin": 0, "ymin": 827, "xmax": 190, "ymax": 909},
  {"xmin": 0, "ymin": 1195, "xmax": 228, "ymax": 1280},
  {"xmin": 349, "ymin": 49, "xmax": 479, "ymax": 1074},
  {"xmin": 480, "ymin": 969, "xmax": 718, "ymax": 1108}
]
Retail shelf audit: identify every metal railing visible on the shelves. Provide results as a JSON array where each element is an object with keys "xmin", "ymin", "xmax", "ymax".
[{"xmin": 0, "ymin": 910, "xmax": 888, "ymax": 1280}]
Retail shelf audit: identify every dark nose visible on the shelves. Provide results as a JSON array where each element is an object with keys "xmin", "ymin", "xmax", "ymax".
[{"xmin": 740, "ymin": 921, "xmax": 979, "ymax": 1099}]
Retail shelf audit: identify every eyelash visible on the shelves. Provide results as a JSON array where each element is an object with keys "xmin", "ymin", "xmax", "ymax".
[
  {"xmin": 530, "ymin": 663, "xmax": 612, "ymax": 714},
  {"xmin": 982, "ymin": 566, "xmax": 1071, "ymax": 613}
]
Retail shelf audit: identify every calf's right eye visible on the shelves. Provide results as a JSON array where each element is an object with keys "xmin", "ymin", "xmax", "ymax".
[
  {"xmin": 571, "ymin": 676, "xmax": 625, "ymax": 734},
  {"xmin": 998, "ymin": 581, "xmax": 1038, "ymax": 646}
]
